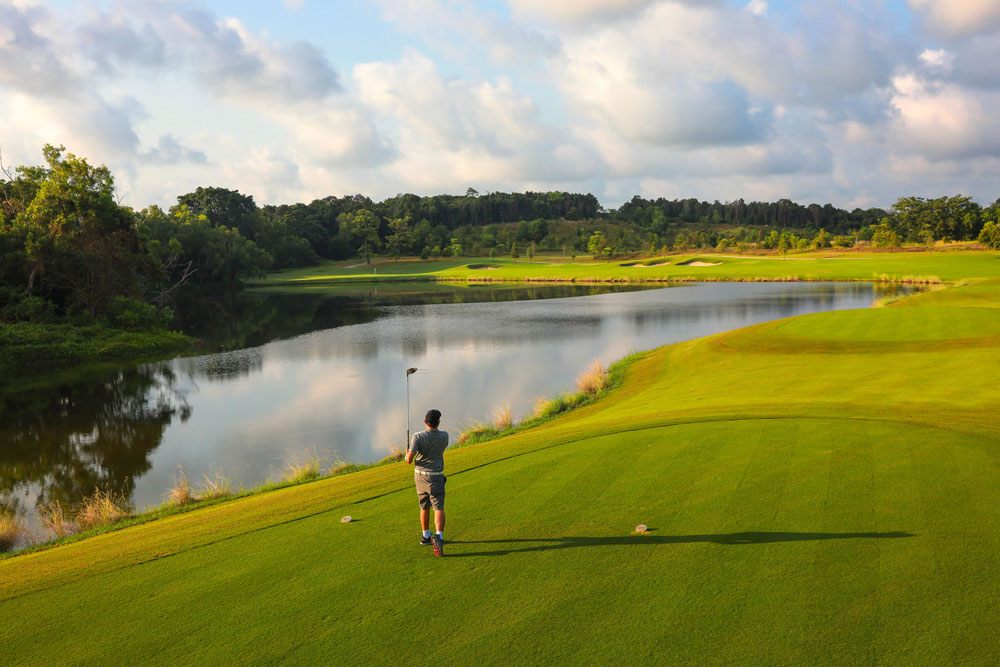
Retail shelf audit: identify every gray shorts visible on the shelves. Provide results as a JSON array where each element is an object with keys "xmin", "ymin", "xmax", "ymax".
[{"xmin": 414, "ymin": 471, "xmax": 446, "ymax": 511}]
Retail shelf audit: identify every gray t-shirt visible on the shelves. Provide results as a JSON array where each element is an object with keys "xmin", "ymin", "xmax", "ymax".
[{"xmin": 410, "ymin": 429, "xmax": 449, "ymax": 473}]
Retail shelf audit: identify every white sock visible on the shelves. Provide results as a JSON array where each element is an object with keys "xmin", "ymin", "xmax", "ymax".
[
  {"xmin": 436, "ymin": 531, "xmax": 443, "ymax": 540},
  {"xmin": 423, "ymin": 530, "xmax": 431, "ymax": 538}
]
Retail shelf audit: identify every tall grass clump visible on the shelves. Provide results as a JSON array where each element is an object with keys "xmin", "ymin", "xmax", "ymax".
[
  {"xmin": 576, "ymin": 359, "xmax": 609, "ymax": 395},
  {"xmin": 0, "ymin": 510, "xmax": 25, "ymax": 552},
  {"xmin": 284, "ymin": 448, "xmax": 323, "ymax": 484},
  {"xmin": 38, "ymin": 501, "xmax": 76, "ymax": 538},
  {"xmin": 379, "ymin": 444, "xmax": 406, "ymax": 464},
  {"xmin": 77, "ymin": 488, "xmax": 132, "ymax": 530},
  {"xmin": 493, "ymin": 404, "xmax": 513, "ymax": 431},
  {"xmin": 456, "ymin": 423, "xmax": 498, "ymax": 445},
  {"xmin": 532, "ymin": 394, "xmax": 572, "ymax": 420},
  {"xmin": 166, "ymin": 467, "xmax": 195, "ymax": 507},
  {"xmin": 198, "ymin": 468, "xmax": 234, "ymax": 500}
]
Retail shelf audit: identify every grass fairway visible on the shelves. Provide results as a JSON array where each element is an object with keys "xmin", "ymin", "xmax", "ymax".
[
  {"xmin": 2, "ymin": 280, "xmax": 999, "ymax": 664},
  {"xmin": 256, "ymin": 250, "xmax": 1000, "ymax": 285}
]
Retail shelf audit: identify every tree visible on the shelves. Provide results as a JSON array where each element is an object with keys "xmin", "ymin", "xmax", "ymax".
[
  {"xmin": 587, "ymin": 231, "xmax": 608, "ymax": 259},
  {"xmin": 510, "ymin": 241, "xmax": 519, "ymax": 261},
  {"xmin": 445, "ymin": 237, "xmax": 463, "ymax": 257},
  {"xmin": 12, "ymin": 145, "xmax": 152, "ymax": 315},
  {"xmin": 777, "ymin": 234, "xmax": 791, "ymax": 258},
  {"xmin": 978, "ymin": 220, "xmax": 1000, "ymax": 249},
  {"xmin": 527, "ymin": 242, "xmax": 535, "ymax": 263},
  {"xmin": 386, "ymin": 216, "xmax": 412, "ymax": 260},
  {"xmin": 349, "ymin": 209, "xmax": 381, "ymax": 264},
  {"xmin": 872, "ymin": 221, "xmax": 899, "ymax": 249},
  {"xmin": 813, "ymin": 228, "xmax": 831, "ymax": 249},
  {"xmin": 143, "ymin": 205, "xmax": 271, "ymax": 282},
  {"xmin": 177, "ymin": 186, "xmax": 257, "ymax": 238}
]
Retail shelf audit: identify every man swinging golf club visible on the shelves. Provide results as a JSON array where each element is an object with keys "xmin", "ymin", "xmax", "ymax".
[{"xmin": 406, "ymin": 408, "xmax": 448, "ymax": 557}]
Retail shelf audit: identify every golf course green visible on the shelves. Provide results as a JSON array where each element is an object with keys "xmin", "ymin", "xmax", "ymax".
[
  {"xmin": 257, "ymin": 249, "xmax": 1000, "ymax": 285},
  {"xmin": 2, "ymin": 270, "xmax": 998, "ymax": 664}
]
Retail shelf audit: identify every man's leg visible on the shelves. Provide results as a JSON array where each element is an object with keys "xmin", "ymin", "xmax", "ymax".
[
  {"xmin": 434, "ymin": 510, "xmax": 445, "ymax": 535},
  {"xmin": 420, "ymin": 508, "xmax": 430, "ymax": 531}
]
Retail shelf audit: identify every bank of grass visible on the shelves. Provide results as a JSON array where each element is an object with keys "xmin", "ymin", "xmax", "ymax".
[
  {"xmin": 255, "ymin": 249, "xmax": 1000, "ymax": 286},
  {"xmin": 2, "ymin": 277, "xmax": 999, "ymax": 664},
  {"xmin": 0, "ymin": 322, "xmax": 193, "ymax": 374}
]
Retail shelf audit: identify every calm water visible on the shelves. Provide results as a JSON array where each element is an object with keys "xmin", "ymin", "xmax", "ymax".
[{"xmin": 1, "ymin": 281, "xmax": 908, "ymax": 534}]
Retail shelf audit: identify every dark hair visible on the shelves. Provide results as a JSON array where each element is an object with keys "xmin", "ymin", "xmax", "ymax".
[{"xmin": 425, "ymin": 409, "xmax": 441, "ymax": 427}]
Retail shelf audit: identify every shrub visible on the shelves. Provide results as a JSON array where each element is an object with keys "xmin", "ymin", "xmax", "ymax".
[
  {"xmin": 77, "ymin": 488, "xmax": 132, "ymax": 530},
  {"xmin": 832, "ymin": 236, "xmax": 854, "ymax": 248},
  {"xmin": 104, "ymin": 296, "xmax": 171, "ymax": 331},
  {"xmin": 0, "ymin": 288, "xmax": 58, "ymax": 324}
]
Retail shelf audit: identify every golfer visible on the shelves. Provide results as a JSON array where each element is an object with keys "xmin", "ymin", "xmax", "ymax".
[{"xmin": 406, "ymin": 409, "xmax": 448, "ymax": 557}]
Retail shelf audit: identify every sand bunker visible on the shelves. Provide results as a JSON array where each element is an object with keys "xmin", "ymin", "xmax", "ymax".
[
  {"xmin": 677, "ymin": 260, "xmax": 721, "ymax": 267},
  {"xmin": 467, "ymin": 264, "xmax": 499, "ymax": 270}
]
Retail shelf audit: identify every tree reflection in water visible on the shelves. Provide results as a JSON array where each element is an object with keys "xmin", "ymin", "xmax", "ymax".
[{"xmin": 0, "ymin": 363, "xmax": 190, "ymax": 516}]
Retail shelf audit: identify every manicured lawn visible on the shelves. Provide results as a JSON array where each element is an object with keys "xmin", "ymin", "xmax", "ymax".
[
  {"xmin": 257, "ymin": 250, "xmax": 1000, "ymax": 285},
  {"xmin": 2, "ymin": 278, "xmax": 998, "ymax": 664}
]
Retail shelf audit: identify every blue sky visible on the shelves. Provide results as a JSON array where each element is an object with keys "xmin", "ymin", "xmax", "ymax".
[{"xmin": 4, "ymin": 0, "xmax": 1000, "ymax": 209}]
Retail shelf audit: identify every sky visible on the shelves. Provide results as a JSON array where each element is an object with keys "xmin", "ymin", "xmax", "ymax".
[{"xmin": 2, "ymin": 0, "xmax": 1000, "ymax": 210}]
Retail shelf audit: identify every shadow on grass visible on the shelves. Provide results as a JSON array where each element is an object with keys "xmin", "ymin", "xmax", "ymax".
[{"xmin": 445, "ymin": 531, "xmax": 914, "ymax": 557}]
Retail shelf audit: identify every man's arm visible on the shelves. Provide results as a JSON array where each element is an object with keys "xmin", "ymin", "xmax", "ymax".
[{"xmin": 405, "ymin": 435, "xmax": 417, "ymax": 464}]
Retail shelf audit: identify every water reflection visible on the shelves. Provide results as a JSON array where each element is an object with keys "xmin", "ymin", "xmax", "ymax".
[
  {"xmin": 1, "ymin": 281, "xmax": 913, "ymax": 531},
  {"xmin": 0, "ymin": 364, "xmax": 190, "ymax": 517}
]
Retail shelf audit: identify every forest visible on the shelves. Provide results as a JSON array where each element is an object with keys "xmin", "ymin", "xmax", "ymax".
[{"xmin": 2, "ymin": 145, "xmax": 999, "ymax": 335}]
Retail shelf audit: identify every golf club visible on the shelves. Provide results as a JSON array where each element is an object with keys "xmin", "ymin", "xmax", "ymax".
[{"xmin": 406, "ymin": 367, "xmax": 417, "ymax": 452}]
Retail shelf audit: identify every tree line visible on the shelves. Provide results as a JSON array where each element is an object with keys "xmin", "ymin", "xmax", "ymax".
[{"xmin": 2, "ymin": 145, "xmax": 999, "ymax": 330}]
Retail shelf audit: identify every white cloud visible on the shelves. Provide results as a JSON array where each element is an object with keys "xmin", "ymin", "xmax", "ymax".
[
  {"xmin": 166, "ymin": 11, "xmax": 341, "ymax": 102},
  {"xmin": 0, "ymin": 4, "xmax": 78, "ymax": 96},
  {"xmin": 375, "ymin": 0, "xmax": 557, "ymax": 64},
  {"xmin": 507, "ymin": 0, "xmax": 657, "ymax": 23},
  {"xmin": 279, "ymin": 102, "xmax": 394, "ymax": 169},
  {"xmin": 354, "ymin": 52, "xmax": 603, "ymax": 190},
  {"xmin": 747, "ymin": 1, "xmax": 768, "ymax": 17},
  {"xmin": 919, "ymin": 48, "xmax": 954, "ymax": 72},
  {"xmin": 889, "ymin": 72, "xmax": 1000, "ymax": 160},
  {"xmin": 139, "ymin": 134, "xmax": 208, "ymax": 165},
  {"xmin": 909, "ymin": 0, "xmax": 1000, "ymax": 36}
]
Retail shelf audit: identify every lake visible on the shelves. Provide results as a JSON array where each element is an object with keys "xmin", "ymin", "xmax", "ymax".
[{"xmin": 0, "ymin": 281, "xmax": 910, "ymax": 534}]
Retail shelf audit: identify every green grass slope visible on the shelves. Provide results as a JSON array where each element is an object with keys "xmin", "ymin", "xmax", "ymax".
[
  {"xmin": 2, "ymin": 281, "xmax": 998, "ymax": 664},
  {"xmin": 258, "ymin": 250, "xmax": 1000, "ymax": 285}
]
